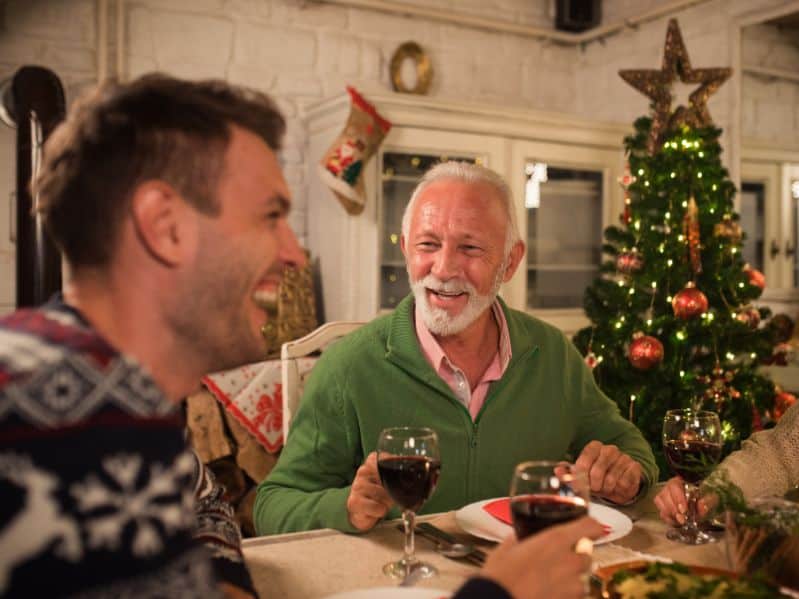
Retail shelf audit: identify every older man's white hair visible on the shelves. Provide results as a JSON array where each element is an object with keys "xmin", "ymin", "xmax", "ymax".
[{"xmin": 400, "ymin": 161, "xmax": 521, "ymax": 255}]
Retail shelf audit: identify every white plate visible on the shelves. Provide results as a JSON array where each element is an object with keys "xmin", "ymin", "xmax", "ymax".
[
  {"xmin": 454, "ymin": 497, "xmax": 633, "ymax": 545},
  {"xmin": 323, "ymin": 589, "xmax": 451, "ymax": 599}
]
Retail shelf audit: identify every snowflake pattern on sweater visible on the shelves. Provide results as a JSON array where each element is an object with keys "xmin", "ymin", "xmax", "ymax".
[{"xmin": 0, "ymin": 302, "xmax": 254, "ymax": 597}]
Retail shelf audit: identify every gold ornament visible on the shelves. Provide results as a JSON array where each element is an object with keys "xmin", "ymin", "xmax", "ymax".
[
  {"xmin": 714, "ymin": 215, "xmax": 742, "ymax": 244},
  {"xmin": 261, "ymin": 261, "xmax": 318, "ymax": 358},
  {"xmin": 698, "ymin": 361, "xmax": 740, "ymax": 412},
  {"xmin": 389, "ymin": 41, "xmax": 433, "ymax": 95},
  {"xmin": 683, "ymin": 195, "xmax": 702, "ymax": 274},
  {"xmin": 619, "ymin": 19, "xmax": 732, "ymax": 154}
]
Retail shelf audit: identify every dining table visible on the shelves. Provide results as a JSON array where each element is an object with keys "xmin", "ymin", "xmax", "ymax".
[{"xmin": 242, "ymin": 485, "xmax": 729, "ymax": 598}]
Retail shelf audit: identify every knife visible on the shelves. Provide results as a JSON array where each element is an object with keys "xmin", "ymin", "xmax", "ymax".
[{"xmin": 410, "ymin": 522, "xmax": 488, "ymax": 566}]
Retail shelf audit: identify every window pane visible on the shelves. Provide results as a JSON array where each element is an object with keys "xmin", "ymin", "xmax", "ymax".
[
  {"xmin": 740, "ymin": 182, "xmax": 765, "ymax": 273},
  {"xmin": 526, "ymin": 165, "xmax": 602, "ymax": 309}
]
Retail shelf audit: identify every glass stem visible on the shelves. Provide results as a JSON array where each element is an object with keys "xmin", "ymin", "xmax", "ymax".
[
  {"xmin": 683, "ymin": 481, "xmax": 700, "ymax": 532},
  {"xmin": 403, "ymin": 509, "xmax": 416, "ymax": 564}
]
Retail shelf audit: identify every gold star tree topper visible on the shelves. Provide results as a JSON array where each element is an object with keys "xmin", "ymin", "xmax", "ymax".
[{"xmin": 619, "ymin": 19, "xmax": 732, "ymax": 154}]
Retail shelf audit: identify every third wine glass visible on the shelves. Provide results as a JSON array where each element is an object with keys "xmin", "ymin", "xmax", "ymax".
[{"xmin": 662, "ymin": 409, "xmax": 722, "ymax": 545}]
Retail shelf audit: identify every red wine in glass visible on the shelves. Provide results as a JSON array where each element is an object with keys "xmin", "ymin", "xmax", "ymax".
[
  {"xmin": 511, "ymin": 494, "xmax": 588, "ymax": 540},
  {"xmin": 378, "ymin": 455, "xmax": 441, "ymax": 512},
  {"xmin": 664, "ymin": 439, "xmax": 722, "ymax": 485}
]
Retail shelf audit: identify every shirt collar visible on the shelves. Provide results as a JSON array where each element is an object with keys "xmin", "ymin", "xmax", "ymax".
[{"xmin": 414, "ymin": 299, "xmax": 512, "ymax": 374}]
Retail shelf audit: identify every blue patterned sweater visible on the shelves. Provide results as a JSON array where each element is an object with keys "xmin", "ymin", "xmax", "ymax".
[{"xmin": 0, "ymin": 300, "xmax": 255, "ymax": 598}]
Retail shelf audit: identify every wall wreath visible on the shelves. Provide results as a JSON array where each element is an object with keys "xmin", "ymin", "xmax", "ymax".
[{"xmin": 389, "ymin": 41, "xmax": 432, "ymax": 95}]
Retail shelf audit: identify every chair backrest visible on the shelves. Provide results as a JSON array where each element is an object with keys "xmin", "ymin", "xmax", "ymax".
[{"xmin": 280, "ymin": 320, "xmax": 365, "ymax": 440}]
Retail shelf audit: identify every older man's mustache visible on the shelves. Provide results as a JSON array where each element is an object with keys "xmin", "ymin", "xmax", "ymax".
[{"xmin": 416, "ymin": 275, "xmax": 476, "ymax": 296}]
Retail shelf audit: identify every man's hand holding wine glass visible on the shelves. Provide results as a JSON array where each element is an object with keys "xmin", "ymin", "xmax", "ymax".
[
  {"xmin": 347, "ymin": 452, "xmax": 394, "ymax": 531},
  {"xmin": 574, "ymin": 440, "xmax": 644, "ymax": 504}
]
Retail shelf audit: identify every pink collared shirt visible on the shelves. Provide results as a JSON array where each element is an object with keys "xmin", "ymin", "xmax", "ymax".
[{"xmin": 414, "ymin": 300, "xmax": 512, "ymax": 421}]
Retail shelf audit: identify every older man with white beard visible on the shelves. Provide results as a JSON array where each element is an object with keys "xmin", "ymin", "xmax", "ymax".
[{"xmin": 255, "ymin": 162, "xmax": 657, "ymax": 536}]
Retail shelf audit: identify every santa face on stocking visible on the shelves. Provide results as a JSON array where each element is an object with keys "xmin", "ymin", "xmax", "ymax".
[{"xmin": 326, "ymin": 136, "xmax": 365, "ymax": 182}]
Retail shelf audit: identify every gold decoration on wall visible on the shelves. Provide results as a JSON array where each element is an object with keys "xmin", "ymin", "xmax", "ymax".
[
  {"xmin": 619, "ymin": 19, "xmax": 732, "ymax": 154},
  {"xmin": 389, "ymin": 41, "xmax": 433, "ymax": 95},
  {"xmin": 261, "ymin": 261, "xmax": 318, "ymax": 357}
]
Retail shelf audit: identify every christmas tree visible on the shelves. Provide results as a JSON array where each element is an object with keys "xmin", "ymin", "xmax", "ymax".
[{"xmin": 573, "ymin": 19, "xmax": 785, "ymax": 476}]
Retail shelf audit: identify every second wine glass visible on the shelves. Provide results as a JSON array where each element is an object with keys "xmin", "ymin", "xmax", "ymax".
[
  {"xmin": 509, "ymin": 461, "xmax": 589, "ymax": 540},
  {"xmin": 377, "ymin": 426, "xmax": 441, "ymax": 580},
  {"xmin": 662, "ymin": 408, "xmax": 722, "ymax": 545}
]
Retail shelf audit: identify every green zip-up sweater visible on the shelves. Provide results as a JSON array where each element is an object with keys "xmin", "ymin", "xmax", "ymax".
[{"xmin": 254, "ymin": 296, "xmax": 657, "ymax": 535}]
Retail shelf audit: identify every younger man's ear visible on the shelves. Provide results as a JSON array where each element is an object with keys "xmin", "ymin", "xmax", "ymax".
[{"xmin": 129, "ymin": 181, "xmax": 196, "ymax": 266}]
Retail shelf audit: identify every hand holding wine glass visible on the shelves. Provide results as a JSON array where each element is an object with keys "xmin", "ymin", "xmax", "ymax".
[
  {"xmin": 480, "ymin": 516, "xmax": 605, "ymax": 599},
  {"xmin": 662, "ymin": 409, "xmax": 722, "ymax": 544},
  {"xmin": 377, "ymin": 427, "xmax": 441, "ymax": 579},
  {"xmin": 347, "ymin": 452, "xmax": 394, "ymax": 531},
  {"xmin": 654, "ymin": 475, "xmax": 717, "ymax": 526}
]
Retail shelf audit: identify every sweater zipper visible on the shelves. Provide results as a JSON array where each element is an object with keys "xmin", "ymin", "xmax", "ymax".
[{"xmin": 467, "ymin": 419, "xmax": 478, "ymax": 501}]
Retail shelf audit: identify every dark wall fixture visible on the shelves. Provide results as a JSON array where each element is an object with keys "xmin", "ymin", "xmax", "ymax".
[
  {"xmin": 556, "ymin": 0, "xmax": 602, "ymax": 32},
  {"xmin": 0, "ymin": 66, "xmax": 66, "ymax": 307}
]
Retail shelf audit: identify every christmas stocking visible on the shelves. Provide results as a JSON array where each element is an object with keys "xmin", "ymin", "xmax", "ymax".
[{"xmin": 318, "ymin": 86, "xmax": 392, "ymax": 215}]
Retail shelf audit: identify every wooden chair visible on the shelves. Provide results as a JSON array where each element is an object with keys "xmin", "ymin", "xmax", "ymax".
[{"xmin": 280, "ymin": 321, "xmax": 364, "ymax": 440}]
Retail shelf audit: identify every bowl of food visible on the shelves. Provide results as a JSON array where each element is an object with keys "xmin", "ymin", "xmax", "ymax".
[{"xmin": 591, "ymin": 560, "xmax": 795, "ymax": 599}]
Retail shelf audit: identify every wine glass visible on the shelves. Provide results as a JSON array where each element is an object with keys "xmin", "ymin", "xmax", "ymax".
[
  {"xmin": 509, "ymin": 461, "xmax": 590, "ymax": 540},
  {"xmin": 377, "ymin": 427, "xmax": 441, "ymax": 580},
  {"xmin": 662, "ymin": 409, "xmax": 722, "ymax": 545}
]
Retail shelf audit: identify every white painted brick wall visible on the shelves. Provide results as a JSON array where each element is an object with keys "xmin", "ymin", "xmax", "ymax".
[
  {"xmin": 128, "ymin": 8, "xmax": 235, "ymax": 77},
  {"xmin": 0, "ymin": 0, "xmax": 797, "ymax": 308},
  {"xmin": 741, "ymin": 24, "xmax": 799, "ymax": 144},
  {"xmin": 574, "ymin": 1, "xmax": 736, "ymax": 128}
]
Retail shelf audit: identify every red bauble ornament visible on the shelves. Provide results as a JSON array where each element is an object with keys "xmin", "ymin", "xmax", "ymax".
[
  {"xmin": 672, "ymin": 282, "xmax": 708, "ymax": 319},
  {"xmin": 616, "ymin": 250, "xmax": 644, "ymax": 274},
  {"xmin": 774, "ymin": 391, "xmax": 797, "ymax": 421},
  {"xmin": 628, "ymin": 333, "xmax": 664, "ymax": 370},
  {"xmin": 584, "ymin": 351, "xmax": 599, "ymax": 370},
  {"xmin": 744, "ymin": 265, "xmax": 766, "ymax": 290},
  {"xmin": 735, "ymin": 306, "xmax": 760, "ymax": 329}
]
